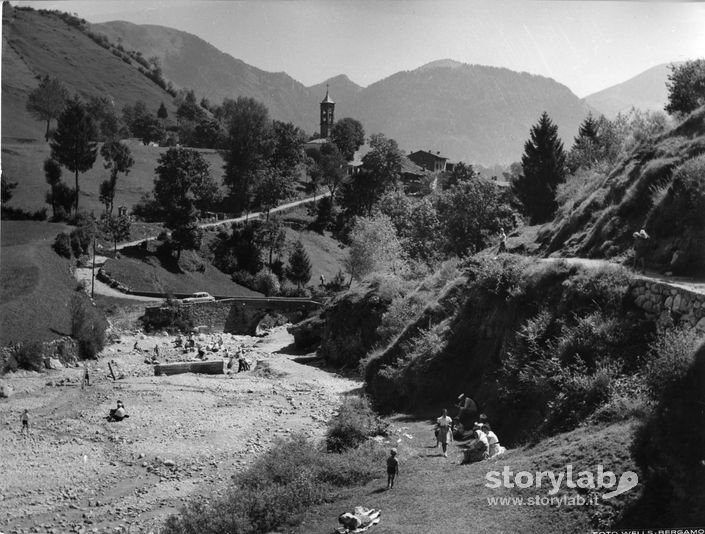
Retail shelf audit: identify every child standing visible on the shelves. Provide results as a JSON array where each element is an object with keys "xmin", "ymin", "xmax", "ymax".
[
  {"xmin": 20, "ymin": 409, "xmax": 29, "ymax": 436},
  {"xmin": 386, "ymin": 448, "xmax": 399, "ymax": 490}
]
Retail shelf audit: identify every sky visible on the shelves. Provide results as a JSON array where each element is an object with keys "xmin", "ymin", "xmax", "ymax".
[{"xmin": 12, "ymin": 0, "xmax": 705, "ymax": 97}]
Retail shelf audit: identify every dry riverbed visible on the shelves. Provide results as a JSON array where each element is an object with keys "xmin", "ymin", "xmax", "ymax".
[{"xmin": 0, "ymin": 326, "xmax": 361, "ymax": 534}]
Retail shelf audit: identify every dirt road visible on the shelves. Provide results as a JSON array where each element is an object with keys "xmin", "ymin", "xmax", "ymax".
[{"xmin": 0, "ymin": 326, "xmax": 360, "ymax": 534}]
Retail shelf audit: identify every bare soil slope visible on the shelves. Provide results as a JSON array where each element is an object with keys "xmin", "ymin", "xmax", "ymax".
[{"xmin": 0, "ymin": 326, "xmax": 361, "ymax": 533}]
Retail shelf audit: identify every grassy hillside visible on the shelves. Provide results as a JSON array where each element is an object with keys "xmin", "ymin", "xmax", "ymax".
[
  {"xmin": 1, "ymin": 4, "xmax": 177, "ymax": 143},
  {"xmin": 0, "ymin": 220, "xmax": 77, "ymax": 344},
  {"xmin": 101, "ymin": 245, "xmax": 262, "ymax": 297},
  {"xmin": 541, "ymin": 106, "xmax": 705, "ymax": 275},
  {"xmin": 1, "ymin": 140, "xmax": 227, "ymax": 214},
  {"xmin": 294, "ymin": 419, "xmax": 640, "ymax": 534}
]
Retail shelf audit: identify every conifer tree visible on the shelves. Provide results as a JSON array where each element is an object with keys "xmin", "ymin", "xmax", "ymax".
[
  {"xmin": 50, "ymin": 97, "xmax": 98, "ymax": 214},
  {"xmin": 512, "ymin": 112, "xmax": 566, "ymax": 224},
  {"xmin": 286, "ymin": 240, "xmax": 312, "ymax": 288}
]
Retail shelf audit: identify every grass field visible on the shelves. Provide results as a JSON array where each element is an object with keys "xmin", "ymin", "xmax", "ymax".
[
  {"xmin": 0, "ymin": 220, "xmax": 78, "ymax": 344},
  {"xmin": 293, "ymin": 415, "xmax": 641, "ymax": 534},
  {"xmin": 102, "ymin": 245, "xmax": 262, "ymax": 297},
  {"xmin": 1, "ymin": 140, "xmax": 228, "ymax": 215}
]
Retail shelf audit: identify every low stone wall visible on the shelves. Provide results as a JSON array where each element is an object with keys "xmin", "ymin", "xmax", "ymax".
[{"xmin": 630, "ymin": 278, "xmax": 705, "ymax": 333}]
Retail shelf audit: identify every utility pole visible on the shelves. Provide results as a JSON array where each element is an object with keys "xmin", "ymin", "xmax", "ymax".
[{"xmin": 91, "ymin": 235, "xmax": 96, "ymax": 299}]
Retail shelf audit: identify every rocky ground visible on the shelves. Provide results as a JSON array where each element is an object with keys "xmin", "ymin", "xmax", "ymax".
[{"xmin": 0, "ymin": 326, "xmax": 361, "ymax": 534}]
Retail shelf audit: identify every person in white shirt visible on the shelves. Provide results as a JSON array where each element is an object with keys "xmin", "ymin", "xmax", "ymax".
[
  {"xmin": 483, "ymin": 423, "xmax": 505, "ymax": 458},
  {"xmin": 436, "ymin": 409, "xmax": 453, "ymax": 457}
]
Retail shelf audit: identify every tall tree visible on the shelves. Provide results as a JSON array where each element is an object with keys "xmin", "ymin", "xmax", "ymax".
[
  {"xmin": 99, "ymin": 140, "xmax": 134, "ymax": 214},
  {"xmin": 362, "ymin": 133, "xmax": 403, "ymax": 189},
  {"xmin": 512, "ymin": 112, "xmax": 566, "ymax": 224},
  {"xmin": 255, "ymin": 216, "xmax": 287, "ymax": 268},
  {"xmin": 442, "ymin": 161, "xmax": 479, "ymax": 189},
  {"xmin": 43, "ymin": 158, "xmax": 62, "ymax": 218},
  {"xmin": 318, "ymin": 143, "xmax": 347, "ymax": 200},
  {"xmin": 223, "ymin": 97, "xmax": 274, "ymax": 215},
  {"xmin": 286, "ymin": 240, "xmax": 312, "ymax": 288},
  {"xmin": 344, "ymin": 214, "xmax": 405, "ymax": 283},
  {"xmin": 436, "ymin": 178, "xmax": 515, "ymax": 256},
  {"xmin": 86, "ymin": 96, "xmax": 120, "ymax": 141},
  {"xmin": 99, "ymin": 213, "xmax": 131, "ymax": 255},
  {"xmin": 26, "ymin": 75, "xmax": 69, "ymax": 141},
  {"xmin": 50, "ymin": 97, "xmax": 98, "ymax": 214},
  {"xmin": 331, "ymin": 117, "xmax": 365, "ymax": 161},
  {"xmin": 153, "ymin": 147, "xmax": 216, "ymax": 258},
  {"xmin": 157, "ymin": 102, "xmax": 168, "ymax": 121},
  {"xmin": 568, "ymin": 113, "xmax": 602, "ymax": 171},
  {"xmin": 665, "ymin": 59, "xmax": 705, "ymax": 117}
]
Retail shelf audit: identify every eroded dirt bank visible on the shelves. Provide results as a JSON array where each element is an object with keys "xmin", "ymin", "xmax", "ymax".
[{"xmin": 0, "ymin": 327, "xmax": 361, "ymax": 534}]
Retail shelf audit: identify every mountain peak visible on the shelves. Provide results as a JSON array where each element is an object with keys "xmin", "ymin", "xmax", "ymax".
[{"xmin": 416, "ymin": 59, "xmax": 466, "ymax": 71}]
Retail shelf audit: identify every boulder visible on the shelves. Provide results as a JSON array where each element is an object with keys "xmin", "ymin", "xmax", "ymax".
[{"xmin": 45, "ymin": 357, "xmax": 64, "ymax": 370}]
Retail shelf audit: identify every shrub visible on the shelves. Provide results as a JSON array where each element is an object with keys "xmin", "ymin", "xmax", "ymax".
[
  {"xmin": 254, "ymin": 269, "xmax": 280, "ymax": 296},
  {"xmin": 53, "ymin": 232, "xmax": 72, "ymax": 258},
  {"xmin": 325, "ymin": 395, "xmax": 387, "ymax": 452},
  {"xmin": 0, "ymin": 206, "xmax": 47, "ymax": 221},
  {"xmin": 561, "ymin": 264, "xmax": 630, "ymax": 313},
  {"xmin": 70, "ymin": 293, "xmax": 108, "ymax": 359},
  {"xmin": 232, "ymin": 269, "xmax": 256, "ymax": 290},
  {"xmin": 10, "ymin": 340, "xmax": 44, "ymax": 372},
  {"xmin": 279, "ymin": 280, "xmax": 310, "ymax": 298},
  {"xmin": 163, "ymin": 432, "xmax": 385, "ymax": 534},
  {"xmin": 645, "ymin": 326, "xmax": 699, "ymax": 399}
]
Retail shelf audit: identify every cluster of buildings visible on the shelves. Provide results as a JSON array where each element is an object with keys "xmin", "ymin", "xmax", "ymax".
[{"xmin": 306, "ymin": 87, "xmax": 455, "ymax": 194}]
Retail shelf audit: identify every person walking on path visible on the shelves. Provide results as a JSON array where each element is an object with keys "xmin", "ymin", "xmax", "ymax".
[
  {"xmin": 436, "ymin": 409, "xmax": 453, "ymax": 457},
  {"xmin": 386, "ymin": 448, "xmax": 399, "ymax": 489},
  {"xmin": 82, "ymin": 364, "xmax": 90, "ymax": 389},
  {"xmin": 498, "ymin": 227, "xmax": 507, "ymax": 253},
  {"xmin": 20, "ymin": 409, "xmax": 30, "ymax": 437}
]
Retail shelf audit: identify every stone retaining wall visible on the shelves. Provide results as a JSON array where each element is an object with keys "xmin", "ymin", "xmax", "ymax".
[{"xmin": 630, "ymin": 279, "xmax": 705, "ymax": 333}]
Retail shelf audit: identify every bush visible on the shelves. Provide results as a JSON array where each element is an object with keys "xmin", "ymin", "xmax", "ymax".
[
  {"xmin": 232, "ymin": 269, "xmax": 256, "ymax": 290},
  {"xmin": 254, "ymin": 269, "xmax": 280, "ymax": 296},
  {"xmin": 0, "ymin": 206, "xmax": 47, "ymax": 221},
  {"xmin": 9, "ymin": 340, "xmax": 44, "ymax": 372},
  {"xmin": 163, "ymin": 432, "xmax": 385, "ymax": 534},
  {"xmin": 645, "ymin": 326, "xmax": 699, "ymax": 399},
  {"xmin": 561, "ymin": 264, "xmax": 630, "ymax": 313},
  {"xmin": 70, "ymin": 293, "xmax": 108, "ymax": 359},
  {"xmin": 53, "ymin": 232, "xmax": 72, "ymax": 258},
  {"xmin": 325, "ymin": 395, "xmax": 387, "ymax": 452}
]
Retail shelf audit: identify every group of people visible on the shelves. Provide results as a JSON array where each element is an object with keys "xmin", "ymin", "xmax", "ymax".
[{"xmin": 433, "ymin": 393, "xmax": 505, "ymax": 463}]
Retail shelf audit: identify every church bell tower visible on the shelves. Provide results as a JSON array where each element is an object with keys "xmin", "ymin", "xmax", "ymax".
[{"xmin": 320, "ymin": 84, "xmax": 335, "ymax": 139}]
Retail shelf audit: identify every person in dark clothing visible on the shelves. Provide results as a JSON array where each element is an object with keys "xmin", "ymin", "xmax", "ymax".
[{"xmin": 386, "ymin": 448, "xmax": 399, "ymax": 489}]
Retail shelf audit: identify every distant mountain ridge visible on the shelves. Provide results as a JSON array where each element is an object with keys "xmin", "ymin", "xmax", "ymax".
[
  {"xmin": 583, "ymin": 63, "xmax": 676, "ymax": 119},
  {"xmin": 2, "ymin": 5, "xmax": 642, "ymax": 164},
  {"xmin": 93, "ymin": 20, "xmax": 594, "ymax": 164}
]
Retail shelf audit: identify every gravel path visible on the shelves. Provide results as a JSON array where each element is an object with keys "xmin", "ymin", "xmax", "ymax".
[{"xmin": 0, "ymin": 326, "xmax": 360, "ymax": 534}]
